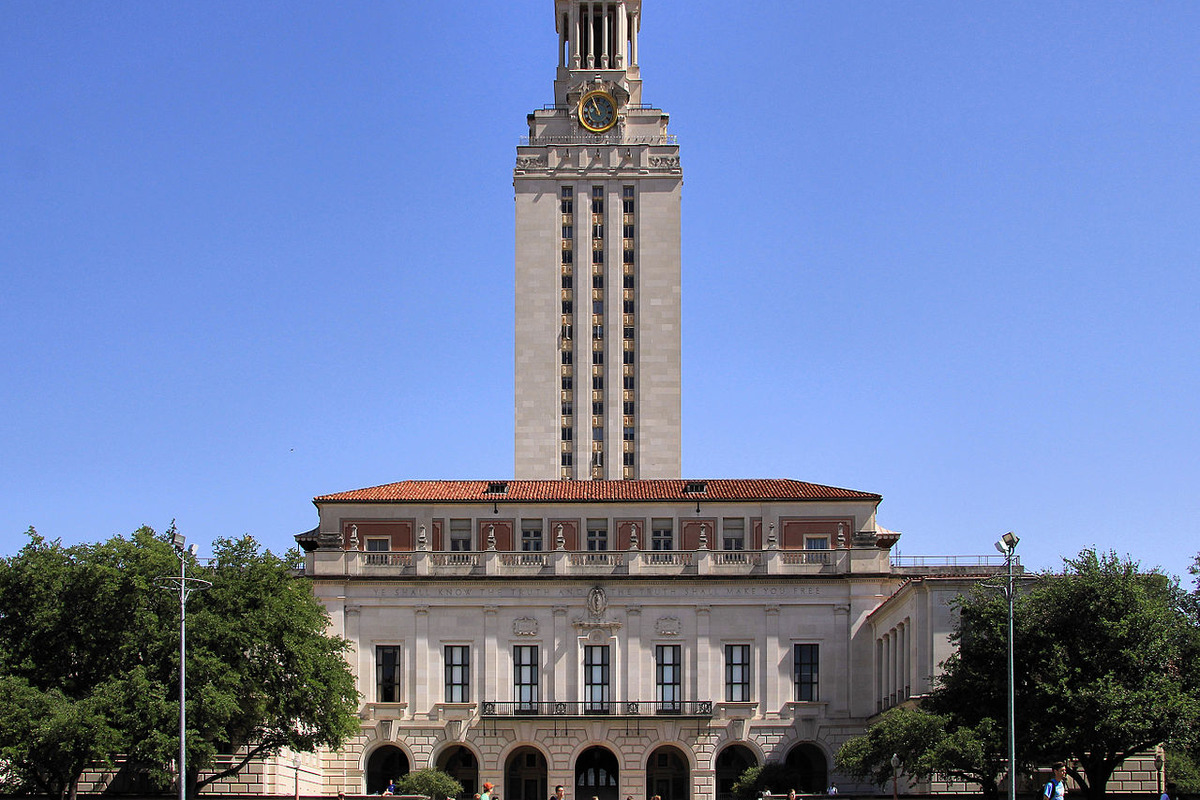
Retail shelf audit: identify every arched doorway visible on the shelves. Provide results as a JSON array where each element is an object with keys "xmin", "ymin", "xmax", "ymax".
[
  {"xmin": 575, "ymin": 746, "xmax": 619, "ymax": 800},
  {"xmin": 715, "ymin": 745, "xmax": 757, "ymax": 800},
  {"xmin": 367, "ymin": 745, "xmax": 410, "ymax": 795},
  {"xmin": 505, "ymin": 746, "xmax": 548, "ymax": 800},
  {"xmin": 785, "ymin": 743, "xmax": 827, "ymax": 794},
  {"xmin": 646, "ymin": 746, "xmax": 689, "ymax": 800},
  {"xmin": 438, "ymin": 745, "xmax": 479, "ymax": 799}
]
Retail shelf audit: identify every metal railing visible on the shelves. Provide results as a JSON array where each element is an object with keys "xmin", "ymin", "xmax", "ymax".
[
  {"xmin": 481, "ymin": 699, "xmax": 712, "ymax": 717},
  {"xmin": 519, "ymin": 134, "xmax": 678, "ymax": 146},
  {"xmin": 891, "ymin": 554, "xmax": 1019, "ymax": 568}
]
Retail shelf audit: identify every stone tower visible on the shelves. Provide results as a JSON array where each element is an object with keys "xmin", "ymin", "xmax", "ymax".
[{"xmin": 514, "ymin": 0, "xmax": 682, "ymax": 480}]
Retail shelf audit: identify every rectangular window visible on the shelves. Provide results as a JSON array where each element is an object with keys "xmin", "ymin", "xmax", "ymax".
[
  {"xmin": 623, "ymin": 225, "xmax": 635, "ymax": 238},
  {"xmin": 593, "ymin": 186, "xmax": 604, "ymax": 198},
  {"xmin": 651, "ymin": 518, "xmax": 673, "ymax": 551},
  {"xmin": 562, "ymin": 273, "xmax": 573, "ymax": 288},
  {"xmin": 449, "ymin": 519, "xmax": 471, "ymax": 552},
  {"xmin": 593, "ymin": 375, "xmax": 604, "ymax": 390},
  {"xmin": 592, "ymin": 274, "xmax": 604, "ymax": 289},
  {"xmin": 561, "ymin": 452, "xmax": 573, "ymax": 467},
  {"xmin": 623, "ymin": 400, "xmax": 635, "ymax": 414},
  {"xmin": 376, "ymin": 645, "xmax": 402, "ymax": 703},
  {"xmin": 623, "ymin": 326, "xmax": 635, "ymax": 339},
  {"xmin": 623, "ymin": 375, "xmax": 634, "ymax": 390},
  {"xmin": 584, "ymin": 645, "xmax": 610, "ymax": 713},
  {"xmin": 562, "ymin": 400, "xmax": 573, "ymax": 416},
  {"xmin": 725, "ymin": 644, "xmax": 751, "ymax": 702},
  {"xmin": 561, "ymin": 427, "xmax": 573, "ymax": 441},
  {"xmin": 562, "ymin": 249, "xmax": 573, "ymax": 264},
  {"xmin": 623, "ymin": 426, "xmax": 635, "ymax": 441},
  {"xmin": 562, "ymin": 322, "xmax": 573, "ymax": 340},
  {"xmin": 623, "ymin": 186, "xmax": 634, "ymax": 198},
  {"xmin": 623, "ymin": 300, "xmax": 635, "ymax": 314},
  {"xmin": 587, "ymin": 519, "xmax": 608, "ymax": 551},
  {"xmin": 722, "ymin": 519, "xmax": 746, "ymax": 551},
  {"xmin": 656, "ymin": 644, "xmax": 682, "ymax": 713},
  {"xmin": 592, "ymin": 223, "xmax": 604, "ymax": 238},
  {"xmin": 562, "ymin": 349, "xmax": 573, "ymax": 365},
  {"xmin": 562, "ymin": 375, "xmax": 573, "ymax": 390},
  {"xmin": 592, "ymin": 248, "xmax": 604, "ymax": 263},
  {"xmin": 521, "ymin": 520, "xmax": 543, "ymax": 552},
  {"xmin": 623, "ymin": 452, "xmax": 635, "ymax": 466},
  {"xmin": 592, "ymin": 350, "xmax": 603, "ymax": 365},
  {"xmin": 561, "ymin": 199, "xmax": 573, "ymax": 214},
  {"xmin": 623, "ymin": 199, "xmax": 634, "ymax": 213},
  {"xmin": 623, "ymin": 350, "xmax": 635, "ymax": 364},
  {"xmin": 794, "ymin": 644, "xmax": 819, "ymax": 702},
  {"xmin": 805, "ymin": 536, "xmax": 831, "ymax": 550},
  {"xmin": 562, "ymin": 299, "xmax": 573, "ymax": 313},
  {"xmin": 593, "ymin": 324, "xmax": 604, "ymax": 339},
  {"xmin": 623, "ymin": 249, "xmax": 634, "ymax": 264},
  {"xmin": 623, "ymin": 274, "xmax": 634, "ymax": 289},
  {"xmin": 592, "ymin": 426, "xmax": 604, "ymax": 441},
  {"xmin": 445, "ymin": 645, "xmax": 470, "ymax": 703},
  {"xmin": 514, "ymin": 645, "xmax": 539, "ymax": 711}
]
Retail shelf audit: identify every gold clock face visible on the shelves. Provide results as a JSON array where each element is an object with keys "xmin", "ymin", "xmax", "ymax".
[{"xmin": 579, "ymin": 90, "xmax": 617, "ymax": 133}]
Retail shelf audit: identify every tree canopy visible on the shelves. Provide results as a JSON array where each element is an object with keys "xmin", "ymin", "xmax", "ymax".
[{"xmin": 0, "ymin": 526, "xmax": 359, "ymax": 799}]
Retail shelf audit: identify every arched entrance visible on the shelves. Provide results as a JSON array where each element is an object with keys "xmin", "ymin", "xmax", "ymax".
[
  {"xmin": 785, "ymin": 743, "xmax": 827, "ymax": 794},
  {"xmin": 366, "ymin": 745, "xmax": 410, "ymax": 795},
  {"xmin": 646, "ymin": 746, "xmax": 689, "ymax": 800},
  {"xmin": 715, "ymin": 745, "xmax": 757, "ymax": 800},
  {"xmin": 575, "ymin": 746, "xmax": 619, "ymax": 800},
  {"xmin": 505, "ymin": 746, "xmax": 548, "ymax": 800},
  {"xmin": 438, "ymin": 745, "xmax": 479, "ymax": 799}
]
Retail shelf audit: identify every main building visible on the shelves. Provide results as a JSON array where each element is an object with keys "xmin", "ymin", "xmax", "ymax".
[{"xmin": 288, "ymin": 4, "xmax": 1006, "ymax": 799}]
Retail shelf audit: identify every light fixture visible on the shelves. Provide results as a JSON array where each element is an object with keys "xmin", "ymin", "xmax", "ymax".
[{"xmin": 891, "ymin": 754, "xmax": 900, "ymax": 800}]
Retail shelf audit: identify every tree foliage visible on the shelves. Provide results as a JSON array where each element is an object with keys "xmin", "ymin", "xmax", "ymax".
[
  {"xmin": 0, "ymin": 526, "xmax": 359, "ymax": 799},
  {"xmin": 395, "ymin": 768, "xmax": 464, "ymax": 800}
]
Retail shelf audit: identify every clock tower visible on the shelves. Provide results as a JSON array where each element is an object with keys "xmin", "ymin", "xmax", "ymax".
[{"xmin": 515, "ymin": 0, "xmax": 682, "ymax": 481}]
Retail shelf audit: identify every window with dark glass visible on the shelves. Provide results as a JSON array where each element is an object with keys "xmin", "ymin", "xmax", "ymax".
[
  {"xmin": 651, "ymin": 518, "xmax": 673, "ymax": 551},
  {"xmin": 656, "ymin": 645, "xmax": 682, "ymax": 713},
  {"xmin": 794, "ymin": 644, "xmax": 819, "ymax": 702},
  {"xmin": 376, "ymin": 645, "xmax": 402, "ymax": 703},
  {"xmin": 623, "ymin": 274, "xmax": 634, "ymax": 289},
  {"xmin": 587, "ymin": 519, "xmax": 608, "ymax": 551},
  {"xmin": 514, "ymin": 645, "xmax": 539, "ymax": 711},
  {"xmin": 445, "ymin": 645, "xmax": 470, "ymax": 702},
  {"xmin": 449, "ymin": 520, "xmax": 471, "ymax": 552},
  {"xmin": 725, "ymin": 644, "xmax": 751, "ymax": 702},
  {"xmin": 723, "ymin": 519, "xmax": 746, "ymax": 551},
  {"xmin": 562, "ymin": 375, "xmax": 573, "ymax": 390},
  {"xmin": 521, "ymin": 520, "xmax": 543, "ymax": 552},
  {"xmin": 584, "ymin": 645, "xmax": 610, "ymax": 713}
]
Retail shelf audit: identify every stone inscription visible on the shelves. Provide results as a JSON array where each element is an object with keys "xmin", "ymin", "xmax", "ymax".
[{"xmin": 366, "ymin": 585, "xmax": 823, "ymax": 599}]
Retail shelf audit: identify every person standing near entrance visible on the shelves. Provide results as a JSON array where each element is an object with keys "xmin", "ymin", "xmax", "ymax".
[
  {"xmin": 481, "ymin": 782, "xmax": 495, "ymax": 800},
  {"xmin": 1043, "ymin": 763, "xmax": 1068, "ymax": 800},
  {"xmin": 551, "ymin": 786, "xmax": 565, "ymax": 800}
]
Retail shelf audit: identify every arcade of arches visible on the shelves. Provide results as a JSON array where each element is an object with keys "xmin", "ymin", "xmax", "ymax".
[{"xmin": 363, "ymin": 742, "xmax": 830, "ymax": 800}]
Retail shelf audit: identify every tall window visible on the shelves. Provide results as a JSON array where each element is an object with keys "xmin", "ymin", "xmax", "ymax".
[
  {"xmin": 449, "ymin": 519, "xmax": 471, "ymax": 552},
  {"xmin": 586, "ymin": 519, "xmax": 608, "ymax": 551},
  {"xmin": 521, "ymin": 520, "xmax": 543, "ymax": 551},
  {"xmin": 794, "ymin": 644, "xmax": 819, "ymax": 702},
  {"xmin": 376, "ymin": 645, "xmax": 402, "ymax": 703},
  {"xmin": 365, "ymin": 538, "xmax": 389, "ymax": 565},
  {"xmin": 722, "ymin": 519, "xmax": 745, "ymax": 551},
  {"xmin": 656, "ymin": 645, "xmax": 682, "ymax": 713},
  {"xmin": 514, "ymin": 645, "xmax": 539, "ymax": 712},
  {"xmin": 584, "ymin": 645, "xmax": 610, "ymax": 713},
  {"xmin": 445, "ymin": 645, "xmax": 470, "ymax": 702},
  {"xmin": 725, "ymin": 644, "xmax": 751, "ymax": 702}
]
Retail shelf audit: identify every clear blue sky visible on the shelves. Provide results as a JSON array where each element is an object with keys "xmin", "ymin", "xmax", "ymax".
[{"xmin": 3, "ymin": 2, "xmax": 1198, "ymax": 582}]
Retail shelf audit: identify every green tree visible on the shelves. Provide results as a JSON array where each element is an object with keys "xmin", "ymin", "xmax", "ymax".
[
  {"xmin": 730, "ymin": 763, "xmax": 806, "ymax": 800},
  {"xmin": 395, "ymin": 768, "xmax": 464, "ymax": 799},
  {"xmin": 0, "ymin": 527, "xmax": 360, "ymax": 800}
]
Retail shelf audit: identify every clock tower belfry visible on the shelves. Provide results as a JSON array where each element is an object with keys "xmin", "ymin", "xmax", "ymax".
[{"xmin": 515, "ymin": 0, "xmax": 682, "ymax": 481}]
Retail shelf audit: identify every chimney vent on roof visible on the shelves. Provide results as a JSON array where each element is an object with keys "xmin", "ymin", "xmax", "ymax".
[
  {"xmin": 484, "ymin": 481, "xmax": 509, "ymax": 495},
  {"xmin": 683, "ymin": 480, "xmax": 707, "ymax": 494}
]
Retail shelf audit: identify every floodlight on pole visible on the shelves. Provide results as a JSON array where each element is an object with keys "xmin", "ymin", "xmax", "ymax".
[
  {"xmin": 993, "ymin": 531, "xmax": 1019, "ymax": 800},
  {"xmin": 156, "ymin": 531, "xmax": 211, "ymax": 800}
]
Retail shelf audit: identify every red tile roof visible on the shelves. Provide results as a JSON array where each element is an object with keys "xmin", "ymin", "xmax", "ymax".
[{"xmin": 315, "ymin": 479, "xmax": 880, "ymax": 504}]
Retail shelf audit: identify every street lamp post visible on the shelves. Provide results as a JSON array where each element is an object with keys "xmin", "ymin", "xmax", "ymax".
[
  {"xmin": 994, "ymin": 531, "xmax": 1020, "ymax": 800},
  {"xmin": 156, "ymin": 531, "xmax": 211, "ymax": 800},
  {"xmin": 891, "ymin": 753, "xmax": 900, "ymax": 800}
]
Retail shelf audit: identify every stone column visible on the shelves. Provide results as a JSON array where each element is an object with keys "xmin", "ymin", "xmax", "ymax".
[
  {"xmin": 414, "ymin": 605, "xmax": 430, "ymax": 713},
  {"xmin": 630, "ymin": 11, "xmax": 639, "ymax": 66},
  {"xmin": 764, "ymin": 604, "xmax": 780, "ymax": 712},
  {"xmin": 484, "ymin": 605, "xmax": 499, "ymax": 704},
  {"xmin": 553, "ymin": 605, "xmax": 568, "ymax": 702},
  {"xmin": 695, "ymin": 605, "xmax": 711, "ymax": 706}
]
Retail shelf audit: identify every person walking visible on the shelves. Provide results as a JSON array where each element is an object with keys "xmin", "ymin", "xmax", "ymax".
[{"xmin": 1043, "ymin": 763, "xmax": 1068, "ymax": 800}]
